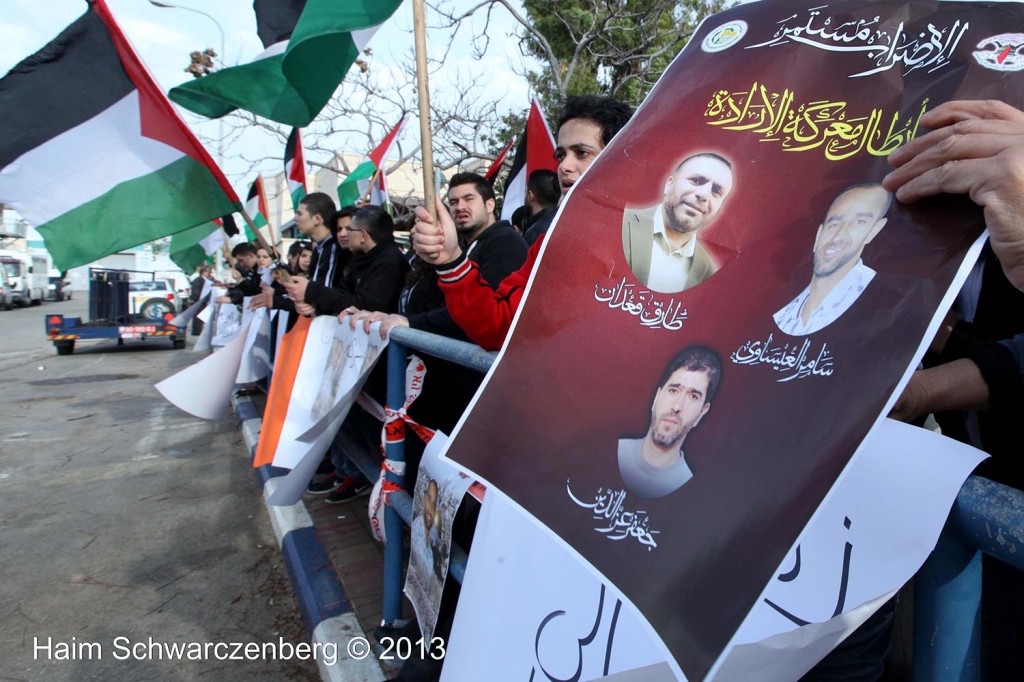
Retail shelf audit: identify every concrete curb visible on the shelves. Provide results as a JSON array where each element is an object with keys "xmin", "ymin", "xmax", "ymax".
[{"xmin": 232, "ymin": 393, "xmax": 383, "ymax": 682}]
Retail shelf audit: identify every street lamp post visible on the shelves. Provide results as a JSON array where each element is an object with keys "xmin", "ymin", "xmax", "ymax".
[{"xmin": 147, "ymin": 0, "xmax": 228, "ymax": 274}]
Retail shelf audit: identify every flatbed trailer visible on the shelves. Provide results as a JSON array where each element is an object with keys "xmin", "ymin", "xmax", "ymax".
[{"xmin": 44, "ymin": 268, "xmax": 185, "ymax": 355}]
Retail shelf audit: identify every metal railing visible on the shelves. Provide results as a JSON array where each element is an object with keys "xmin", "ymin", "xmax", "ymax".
[
  {"xmin": 350, "ymin": 325, "xmax": 1024, "ymax": 674},
  {"xmin": 339, "ymin": 327, "xmax": 495, "ymax": 626},
  {"xmin": 914, "ymin": 474, "xmax": 1024, "ymax": 681}
]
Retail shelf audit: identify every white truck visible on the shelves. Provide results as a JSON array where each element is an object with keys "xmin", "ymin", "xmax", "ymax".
[{"xmin": 0, "ymin": 250, "xmax": 47, "ymax": 306}]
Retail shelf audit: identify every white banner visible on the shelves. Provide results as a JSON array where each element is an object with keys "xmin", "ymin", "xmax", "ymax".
[
  {"xmin": 154, "ymin": 316, "xmax": 252, "ymax": 420},
  {"xmin": 443, "ymin": 420, "xmax": 985, "ymax": 681}
]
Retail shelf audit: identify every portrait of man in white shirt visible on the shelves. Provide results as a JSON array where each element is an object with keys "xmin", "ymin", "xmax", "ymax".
[{"xmin": 774, "ymin": 183, "xmax": 892, "ymax": 336}]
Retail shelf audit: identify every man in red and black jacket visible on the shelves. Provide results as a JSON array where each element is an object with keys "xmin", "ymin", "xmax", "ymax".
[{"xmin": 410, "ymin": 95, "xmax": 634, "ymax": 350}]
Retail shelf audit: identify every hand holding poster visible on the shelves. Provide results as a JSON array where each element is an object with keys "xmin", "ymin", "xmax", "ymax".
[{"xmin": 439, "ymin": 1, "xmax": 1022, "ymax": 679}]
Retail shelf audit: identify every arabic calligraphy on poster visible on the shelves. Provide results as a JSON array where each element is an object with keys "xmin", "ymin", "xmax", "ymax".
[
  {"xmin": 594, "ymin": 277, "xmax": 688, "ymax": 331},
  {"xmin": 705, "ymin": 83, "xmax": 929, "ymax": 160},
  {"xmin": 746, "ymin": 4, "xmax": 969, "ymax": 78}
]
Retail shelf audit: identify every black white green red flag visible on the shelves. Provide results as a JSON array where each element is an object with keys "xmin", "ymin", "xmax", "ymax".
[
  {"xmin": 337, "ymin": 116, "xmax": 406, "ymax": 207},
  {"xmin": 499, "ymin": 97, "xmax": 558, "ymax": 222},
  {"xmin": 245, "ymin": 176, "xmax": 270, "ymax": 242},
  {"xmin": 170, "ymin": 220, "xmax": 225, "ymax": 275},
  {"xmin": 0, "ymin": 0, "xmax": 241, "ymax": 272},
  {"xmin": 484, "ymin": 136, "xmax": 516, "ymax": 183},
  {"xmin": 168, "ymin": 0, "xmax": 403, "ymax": 127},
  {"xmin": 284, "ymin": 128, "xmax": 307, "ymax": 209}
]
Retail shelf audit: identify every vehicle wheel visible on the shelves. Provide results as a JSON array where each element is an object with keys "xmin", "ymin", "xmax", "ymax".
[
  {"xmin": 138, "ymin": 298, "xmax": 175, "ymax": 321},
  {"xmin": 55, "ymin": 341, "xmax": 74, "ymax": 356},
  {"xmin": 3, "ymin": 301, "xmax": 11, "ymax": 311},
  {"xmin": 172, "ymin": 338, "xmax": 186, "ymax": 350},
  {"xmin": 30, "ymin": 297, "xmax": 41, "ymax": 306}
]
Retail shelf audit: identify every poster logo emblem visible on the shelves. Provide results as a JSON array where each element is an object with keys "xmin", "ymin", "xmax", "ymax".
[
  {"xmin": 702, "ymin": 20, "xmax": 748, "ymax": 53},
  {"xmin": 973, "ymin": 33, "xmax": 1024, "ymax": 71}
]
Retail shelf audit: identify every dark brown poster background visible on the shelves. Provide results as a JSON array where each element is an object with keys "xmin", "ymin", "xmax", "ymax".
[{"xmin": 445, "ymin": 1, "xmax": 1023, "ymax": 678}]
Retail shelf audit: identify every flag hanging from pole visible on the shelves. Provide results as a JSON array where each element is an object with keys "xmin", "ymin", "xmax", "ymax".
[
  {"xmin": 500, "ymin": 97, "xmax": 558, "ymax": 222},
  {"xmin": 170, "ymin": 219, "xmax": 226, "ymax": 274},
  {"xmin": 284, "ymin": 128, "xmax": 307, "ymax": 209},
  {"xmin": 485, "ymin": 136, "xmax": 516, "ymax": 183},
  {"xmin": 0, "ymin": 0, "xmax": 241, "ymax": 272},
  {"xmin": 168, "ymin": 0, "xmax": 403, "ymax": 127},
  {"xmin": 244, "ymin": 176, "xmax": 270, "ymax": 242},
  {"xmin": 338, "ymin": 116, "xmax": 406, "ymax": 206},
  {"xmin": 220, "ymin": 213, "xmax": 239, "ymax": 237}
]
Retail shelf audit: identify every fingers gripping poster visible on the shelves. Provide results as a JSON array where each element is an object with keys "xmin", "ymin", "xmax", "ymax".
[{"xmin": 440, "ymin": 1, "xmax": 1024, "ymax": 679}]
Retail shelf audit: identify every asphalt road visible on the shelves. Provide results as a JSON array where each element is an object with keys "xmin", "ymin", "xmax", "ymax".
[{"xmin": 0, "ymin": 297, "xmax": 317, "ymax": 681}]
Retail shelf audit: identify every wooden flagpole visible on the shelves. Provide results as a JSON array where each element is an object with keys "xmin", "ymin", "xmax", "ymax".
[
  {"xmin": 360, "ymin": 167, "xmax": 384, "ymax": 204},
  {"xmin": 239, "ymin": 207, "xmax": 275, "ymax": 256},
  {"xmin": 412, "ymin": 0, "xmax": 437, "ymax": 233}
]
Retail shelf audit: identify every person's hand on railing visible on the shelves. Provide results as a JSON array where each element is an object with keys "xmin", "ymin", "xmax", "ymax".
[
  {"xmin": 294, "ymin": 301, "xmax": 315, "ymax": 317},
  {"xmin": 282, "ymin": 274, "xmax": 309, "ymax": 303},
  {"xmin": 412, "ymin": 197, "xmax": 462, "ymax": 265},
  {"xmin": 885, "ymin": 99, "xmax": 1024, "ymax": 291},
  {"xmin": 340, "ymin": 307, "xmax": 410, "ymax": 340}
]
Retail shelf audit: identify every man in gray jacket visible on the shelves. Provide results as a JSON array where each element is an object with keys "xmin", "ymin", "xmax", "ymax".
[{"xmin": 622, "ymin": 152, "xmax": 734, "ymax": 293}]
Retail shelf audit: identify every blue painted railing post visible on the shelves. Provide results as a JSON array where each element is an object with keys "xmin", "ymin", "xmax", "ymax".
[
  {"xmin": 381, "ymin": 339, "xmax": 408, "ymax": 626},
  {"xmin": 913, "ymin": 514, "xmax": 982, "ymax": 682}
]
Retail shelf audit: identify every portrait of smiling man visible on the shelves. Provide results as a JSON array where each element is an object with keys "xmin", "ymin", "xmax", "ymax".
[
  {"xmin": 774, "ymin": 182, "xmax": 892, "ymax": 336},
  {"xmin": 618, "ymin": 346, "xmax": 722, "ymax": 500},
  {"xmin": 622, "ymin": 152, "xmax": 734, "ymax": 293}
]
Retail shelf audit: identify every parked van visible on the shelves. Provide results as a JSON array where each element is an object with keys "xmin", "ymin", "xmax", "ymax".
[{"xmin": 0, "ymin": 250, "xmax": 47, "ymax": 306}]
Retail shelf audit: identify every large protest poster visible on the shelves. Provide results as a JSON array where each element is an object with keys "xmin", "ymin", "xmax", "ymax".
[
  {"xmin": 440, "ymin": 1, "xmax": 1022, "ymax": 678},
  {"xmin": 441, "ymin": 421, "xmax": 984, "ymax": 680}
]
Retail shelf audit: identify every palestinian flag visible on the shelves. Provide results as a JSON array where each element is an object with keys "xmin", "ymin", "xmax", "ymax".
[
  {"xmin": 500, "ymin": 97, "xmax": 558, "ymax": 222},
  {"xmin": 220, "ymin": 213, "xmax": 240, "ymax": 237},
  {"xmin": 169, "ymin": 221, "xmax": 223, "ymax": 274},
  {"xmin": 337, "ymin": 116, "xmax": 406, "ymax": 207},
  {"xmin": 245, "ymin": 176, "xmax": 270, "ymax": 242},
  {"xmin": 284, "ymin": 128, "xmax": 307, "ymax": 209},
  {"xmin": 169, "ymin": 215, "xmax": 233, "ymax": 274},
  {"xmin": 169, "ymin": 0, "xmax": 403, "ymax": 127},
  {"xmin": 0, "ymin": 0, "xmax": 240, "ymax": 272},
  {"xmin": 484, "ymin": 136, "xmax": 515, "ymax": 183}
]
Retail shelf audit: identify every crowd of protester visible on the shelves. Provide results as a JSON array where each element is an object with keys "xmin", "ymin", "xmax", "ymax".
[{"xmin": 186, "ymin": 95, "xmax": 1024, "ymax": 681}]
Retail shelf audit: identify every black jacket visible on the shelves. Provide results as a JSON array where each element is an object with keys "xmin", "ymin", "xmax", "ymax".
[
  {"xmin": 305, "ymin": 240, "xmax": 409, "ymax": 316},
  {"xmin": 273, "ymin": 236, "xmax": 350, "ymax": 312},
  {"xmin": 523, "ymin": 206, "xmax": 558, "ymax": 246},
  {"xmin": 227, "ymin": 265, "xmax": 261, "ymax": 305}
]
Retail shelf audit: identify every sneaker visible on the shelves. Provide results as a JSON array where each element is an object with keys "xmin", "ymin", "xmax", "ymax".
[
  {"xmin": 307, "ymin": 476, "xmax": 342, "ymax": 495},
  {"xmin": 324, "ymin": 477, "xmax": 372, "ymax": 504}
]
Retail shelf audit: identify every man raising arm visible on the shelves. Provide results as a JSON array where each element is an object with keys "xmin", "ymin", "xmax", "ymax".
[{"xmin": 412, "ymin": 95, "xmax": 633, "ymax": 350}]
